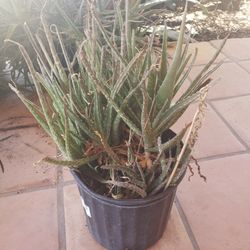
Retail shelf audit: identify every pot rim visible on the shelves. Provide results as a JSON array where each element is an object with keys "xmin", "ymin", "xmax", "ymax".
[
  {"xmin": 70, "ymin": 129, "xmax": 186, "ymax": 206},
  {"xmin": 71, "ymin": 170, "xmax": 181, "ymax": 207}
]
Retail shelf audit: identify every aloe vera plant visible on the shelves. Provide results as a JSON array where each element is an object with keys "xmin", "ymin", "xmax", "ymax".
[{"xmin": 7, "ymin": 1, "xmax": 225, "ymax": 199}]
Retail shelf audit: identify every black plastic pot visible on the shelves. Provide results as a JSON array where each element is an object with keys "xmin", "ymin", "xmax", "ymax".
[
  {"xmin": 71, "ymin": 130, "xmax": 184, "ymax": 250},
  {"xmin": 72, "ymin": 170, "xmax": 177, "ymax": 250}
]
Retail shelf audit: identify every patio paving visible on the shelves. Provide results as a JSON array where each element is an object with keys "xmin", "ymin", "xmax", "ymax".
[{"xmin": 1, "ymin": 38, "xmax": 250, "ymax": 250}]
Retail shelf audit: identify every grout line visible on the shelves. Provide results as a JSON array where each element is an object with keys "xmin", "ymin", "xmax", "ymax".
[
  {"xmin": 208, "ymin": 41, "xmax": 232, "ymax": 60},
  {"xmin": 234, "ymin": 58, "xmax": 250, "ymax": 62},
  {"xmin": 196, "ymin": 150, "xmax": 249, "ymax": 162},
  {"xmin": 209, "ymin": 102, "xmax": 250, "ymax": 150},
  {"xmin": 57, "ymin": 167, "xmax": 67, "ymax": 250},
  {"xmin": 0, "ymin": 184, "xmax": 56, "ymax": 198},
  {"xmin": 209, "ymin": 93, "xmax": 250, "ymax": 102},
  {"xmin": 237, "ymin": 63, "xmax": 250, "ymax": 74},
  {"xmin": 23, "ymin": 142, "xmax": 44, "ymax": 154},
  {"xmin": 209, "ymin": 41, "xmax": 250, "ymax": 74},
  {"xmin": 192, "ymin": 60, "xmax": 232, "ymax": 67},
  {"xmin": 175, "ymin": 197, "xmax": 200, "ymax": 250},
  {"xmin": 63, "ymin": 180, "xmax": 76, "ymax": 186}
]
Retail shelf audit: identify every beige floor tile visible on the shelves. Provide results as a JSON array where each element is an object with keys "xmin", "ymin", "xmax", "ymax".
[
  {"xmin": 211, "ymin": 38, "xmax": 250, "ymax": 61},
  {"xmin": 0, "ymin": 89, "xmax": 35, "ymax": 121},
  {"xmin": 0, "ymin": 125, "xmax": 57, "ymax": 193},
  {"xmin": 187, "ymin": 41, "xmax": 227, "ymax": 65},
  {"xmin": 172, "ymin": 104, "xmax": 246, "ymax": 159},
  {"xmin": 0, "ymin": 188, "xmax": 58, "ymax": 250},
  {"xmin": 0, "ymin": 92, "xmax": 57, "ymax": 193},
  {"xmin": 189, "ymin": 62, "xmax": 250, "ymax": 99},
  {"xmin": 167, "ymin": 41, "xmax": 226, "ymax": 66},
  {"xmin": 177, "ymin": 154, "xmax": 250, "ymax": 250},
  {"xmin": 64, "ymin": 185, "xmax": 193, "ymax": 250},
  {"xmin": 212, "ymin": 95, "xmax": 250, "ymax": 148}
]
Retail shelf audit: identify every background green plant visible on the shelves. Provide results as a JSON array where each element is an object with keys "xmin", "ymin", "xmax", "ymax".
[{"xmin": 0, "ymin": 0, "xmax": 187, "ymax": 85}]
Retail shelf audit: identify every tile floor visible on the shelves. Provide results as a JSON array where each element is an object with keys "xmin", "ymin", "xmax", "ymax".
[{"xmin": 1, "ymin": 38, "xmax": 250, "ymax": 250}]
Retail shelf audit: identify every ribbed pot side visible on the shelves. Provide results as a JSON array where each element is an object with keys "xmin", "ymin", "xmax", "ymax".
[{"xmin": 72, "ymin": 170, "xmax": 177, "ymax": 250}]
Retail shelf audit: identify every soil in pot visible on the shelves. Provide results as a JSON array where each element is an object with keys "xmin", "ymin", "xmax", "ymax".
[{"xmin": 76, "ymin": 129, "xmax": 184, "ymax": 199}]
